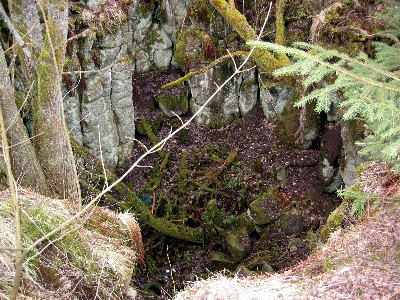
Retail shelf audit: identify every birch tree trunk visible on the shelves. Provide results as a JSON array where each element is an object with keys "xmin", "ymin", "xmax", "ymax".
[
  {"xmin": 7, "ymin": 0, "xmax": 81, "ymax": 209},
  {"xmin": 0, "ymin": 45, "xmax": 50, "ymax": 195}
]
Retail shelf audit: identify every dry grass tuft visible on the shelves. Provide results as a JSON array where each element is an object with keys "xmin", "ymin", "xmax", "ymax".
[
  {"xmin": 0, "ymin": 188, "xmax": 139, "ymax": 299},
  {"xmin": 173, "ymin": 272, "xmax": 304, "ymax": 300}
]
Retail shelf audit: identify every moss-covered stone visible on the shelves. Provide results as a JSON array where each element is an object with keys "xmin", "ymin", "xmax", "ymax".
[
  {"xmin": 210, "ymin": 251, "xmax": 237, "ymax": 270},
  {"xmin": 156, "ymin": 93, "xmax": 188, "ymax": 116},
  {"xmin": 276, "ymin": 213, "xmax": 305, "ymax": 235},
  {"xmin": 320, "ymin": 201, "xmax": 348, "ymax": 241},
  {"xmin": 225, "ymin": 227, "xmax": 251, "ymax": 262},
  {"xmin": 249, "ymin": 189, "xmax": 281, "ymax": 225},
  {"xmin": 237, "ymin": 211, "xmax": 255, "ymax": 234}
]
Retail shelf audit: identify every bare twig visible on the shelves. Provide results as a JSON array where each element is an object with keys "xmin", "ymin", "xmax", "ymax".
[
  {"xmin": 0, "ymin": 4, "xmax": 34, "ymax": 64},
  {"xmin": 97, "ymin": 125, "xmax": 108, "ymax": 188},
  {"xmin": 5, "ymin": 81, "xmax": 34, "ymax": 133}
]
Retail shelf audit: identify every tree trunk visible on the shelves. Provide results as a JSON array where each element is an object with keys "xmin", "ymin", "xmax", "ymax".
[
  {"xmin": 33, "ymin": 0, "xmax": 81, "ymax": 209},
  {"xmin": 7, "ymin": 0, "xmax": 81, "ymax": 209},
  {"xmin": 0, "ymin": 46, "xmax": 50, "ymax": 195}
]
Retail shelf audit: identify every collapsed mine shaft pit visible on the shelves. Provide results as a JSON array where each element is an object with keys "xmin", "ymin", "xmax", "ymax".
[{"xmin": 119, "ymin": 89, "xmax": 341, "ymax": 298}]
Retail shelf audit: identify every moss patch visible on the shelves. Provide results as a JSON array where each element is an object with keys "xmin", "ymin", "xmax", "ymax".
[{"xmin": 320, "ymin": 201, "xmax": 348, "ymax": 242}]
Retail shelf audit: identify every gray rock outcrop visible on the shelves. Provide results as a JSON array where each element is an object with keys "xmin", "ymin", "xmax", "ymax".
[
  {"xmin": 260, "ymin": 86, "xmax": 293, "ymax": 120},
  {"xmin": 64, "ymin": 21, "xmax": 135, "ymax": 167},
  {"xmin": 189, "ymin": 62, "xmax": 258, "ymax": 128}
]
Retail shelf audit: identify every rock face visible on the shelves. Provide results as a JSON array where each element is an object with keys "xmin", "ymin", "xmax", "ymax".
[
  {"xmin": 340, "ymin": 120, "xmax": 366, "ymax": 187},
  {"xmin": 62, "ymin": 0, "xmax": 363, "ymax": 189},
  {"xmin": 63, "ymin": 0, "xmax": 191, "ymax": 167},
  {"xmin": 189, "ymin": 62, "xmax": 258, "ymax": 128},
  {"xmin": 260, "ymin": 86, "xmax": 293, "ymax": 120},
  {"xmin": 64, "ymin": 24, "xmax": 135, "ymax": 167}
]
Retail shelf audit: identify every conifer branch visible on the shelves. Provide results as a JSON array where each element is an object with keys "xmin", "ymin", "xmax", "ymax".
[{"xmin": 247, "ymin": 41, "xmax": 400, "ymax": 92}]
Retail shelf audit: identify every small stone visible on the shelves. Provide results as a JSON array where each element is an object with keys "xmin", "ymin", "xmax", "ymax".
[{"xmin": 210, "ymin": 251, "xmax": 237, "ymax": 270}]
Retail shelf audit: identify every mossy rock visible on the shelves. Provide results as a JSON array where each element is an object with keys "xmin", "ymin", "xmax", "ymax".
[
  {"xmin": 249, "ymin": 189, "xmax": 281, "ymax": 225},
  {"xmin": 320, "ymin": 200, "xmax": 349, "ymax": 242},
  {"xmin": 273, "ymin": 95, "xmax": 319, "ymax": 149},
  {"xmin": 225, "ymin": 227, "xmax": 251, "ymax": 262},
  {"xmin": 210, "ymin": 251, "xmax": 237, "ymax": 270},
  {"xmin": 276, "ymin": 213, "xmax": 306, "ymax": 236},
  {"xmin": 237, "ymin": 211, "xmax": 255, "ymax": 234},
  {"xmin": 174, "ymin": 27, "xmax": 202, "ymax": 69},
  {"xmin": 156, "ymin": 93, "xmax": 188, "ymax": 117}
]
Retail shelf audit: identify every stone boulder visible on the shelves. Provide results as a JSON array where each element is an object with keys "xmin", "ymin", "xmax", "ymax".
[
  {"xmin": 225, "ymin": 228, "xmax": 251, "ymax": 262},
  {"xmin": 248, "ymin": 190, "xmax": 281, "ymax": 226}
]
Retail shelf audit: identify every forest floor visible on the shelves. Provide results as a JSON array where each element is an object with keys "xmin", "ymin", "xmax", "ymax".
[
  {"xmin": 173, "ymin": 164, "xmax": 400, "ymax": 300},
  {"xmin": 125, "ymin": 77, "xmax": 340, "ymax": 298},
  {"xmin": 124, "ymin": 70, "xmax": 398, "ymax": 299}
]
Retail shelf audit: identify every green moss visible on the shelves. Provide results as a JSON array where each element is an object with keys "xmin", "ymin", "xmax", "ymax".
[
  {"xmin": 140, "ymin": 117, "xmax": 166, "ymax": 159},
  {"xmin": 275, "ymin": 0, "xmax": 285, "ymax": 45},
  {"xmin": 174, "ymin": 32, "xmax": 187, "ymax": 68},
  {"xmin": 322, "ymin": 258, "xmax": 336, "ymax": 272},
  {"xmin": 240, "ymin": 78, "xmax": 257, "ymax": 92},
  {"xmin": 154, "ymin": 4, "xmax": 165, "ymax": 24},
  {"xmin": 156, "ymin": 94, "xmax": 188, "ymax": 112},
  {"xmin": 143, "ymin": 26, "xmax": 163, "ymax": 52},
  {"xmin": 116, "ymin": 55, "xmax": 132, "ymax": 64},
  {"xmin": 202, "ymin": 198, "xmax": 224, "ymax": 228},
  {"xmin": 63, "ymin": 58, "xmax": 75, "ymax": 69},
  {"xmin": 249, "ymin": 188, "xmax": 280, "ymax": 225},
  {"xmin": 347, "ymin": 119, "xmax": 365, "ymax": 143},
  {"xmin": 320, "ymin": 201, "xmax": 347, "ymax": 242},
  {"xmin": 274, "ymin": 99, "xmax": 298, "ymax": 144},
  {"xmin": 324, "ymin": 11, "xmax": 340, "ymax": 24},
  {"xmin": 188, "ymin": 0, "xmax": 217, "ymax": 24}
]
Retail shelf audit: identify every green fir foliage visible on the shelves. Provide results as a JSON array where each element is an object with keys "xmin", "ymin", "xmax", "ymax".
[{"xmin": 247, "ymin": 40, "xmax": 400, "ymax": 170}]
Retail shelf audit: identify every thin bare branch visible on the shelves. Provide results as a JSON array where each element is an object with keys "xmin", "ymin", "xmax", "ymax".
[
  {"xmin": 5, "ymin": 81, "xmax": 34, "ymax": 133},
  {"xmin": 0, "ymin": 106, "xmax": 22, "ymax": 299},
  {"xmin": 0, "ymin": 3, "xmax": 33, "ymax": 64},
  {"xmin": 130, "ymin": 138, "xmax": 149, "ymax": 152},
  {"xmin": 97, "ymin": 125, "xmax": 108, "ymax": 188},
  {"xmin": 227, "ymin": 49, "xmax": 238, "ymax": 71},
  {"xmin": 172, "ymin": 111, "xmax": 184, "ymax": 126}
]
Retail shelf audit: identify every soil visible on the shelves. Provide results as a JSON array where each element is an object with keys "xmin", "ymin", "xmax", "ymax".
[{"xmin": 122, "ymin": 70, "xmax": 341, "ymax": 299}]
